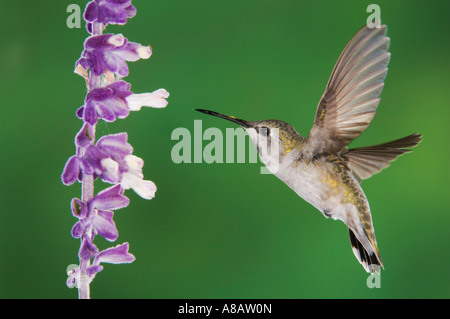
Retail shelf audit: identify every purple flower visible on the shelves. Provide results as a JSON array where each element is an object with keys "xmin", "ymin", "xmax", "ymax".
[
  {"xmin": 61, "ymin": 154, "xmax": 94, "ymax": 185},
  {"xmin": 76, "ymin": 33, "xmax": 151, "ymax": 77},
  {"xmin": 88, "ymin": 133, "xmax": 158, "ymax": 199},
  {"xmin": 67, "ymin": 185, "xmax": 132, "ymax": 289},
  {"xmin": 71, "ymin": 184, "xmax": 129, "ymax": 243},
  {"xmin": 75, "ymin": 123, "xmax": 95, "ymax": 148},
  {"xmin": 85, "ymin": 0, "xmax": 137, "ymax": 33},
  {"xmin": 67, "ymin": 243, "xmax": 135, "ymax": 287},
  {"xmin": 76, "ymin": 81, "xmax": 169, "ymax": 125},
  {"xmin": 94, "ymin": 242, "xmax": 136, "ymax": 265},
  {"xmin": 63, "ymin": 133, "xmax": 158, "ymax": 199},
  {"xmin": 82, "ymin": 81, "xmax": 132, "ymax": 124}
]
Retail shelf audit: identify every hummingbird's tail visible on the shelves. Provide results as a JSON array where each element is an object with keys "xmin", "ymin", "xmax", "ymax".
[
  {"xmin": 348, "ymin": 228, "xmax": 383, "ymax": 273},
  {"xmin": 343, "ymin": 133, "xmax": 422, "ymax": 182}
]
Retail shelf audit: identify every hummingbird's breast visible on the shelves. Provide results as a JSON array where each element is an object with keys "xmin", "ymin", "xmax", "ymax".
[{"xmin": 275, "ymin": 153, "xmax": 369, "ymax": 222}]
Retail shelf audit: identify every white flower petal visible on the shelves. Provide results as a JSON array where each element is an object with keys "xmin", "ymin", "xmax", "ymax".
[
  {"xmin": 101, "ymin": 158, "xmax": 119, "ymax": 180},
  {"xmin": 125, "ymin": 89, "xmax": 169, "ymax": 111},
  {"xmin": 124, "ymin": 154, "xmax": 144, "ymax": 173},
  {"xmin": 121, "ymin": 172, "xmax": 157, "ymax": 200},
  {"xmin": 108, "ymin": 34, "xmax": 125, "ymax": 47},
  {"xmin": 132, "ymin": 179, "xmax": 157, "ymax": 199},
  {"xmin": 137, "ymin": 45, "xmax": 152, "ymax": 59}
]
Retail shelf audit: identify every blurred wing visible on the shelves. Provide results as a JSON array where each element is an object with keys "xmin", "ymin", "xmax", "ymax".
[{"xmin": 305, "ymin": 24, "xmax": 390, "ymax": 155}]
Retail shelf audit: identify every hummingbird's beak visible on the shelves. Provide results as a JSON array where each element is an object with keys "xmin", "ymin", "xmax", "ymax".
[{"xmin": 195, "ymin": 109, "xmax": 250, "ymax": 128}]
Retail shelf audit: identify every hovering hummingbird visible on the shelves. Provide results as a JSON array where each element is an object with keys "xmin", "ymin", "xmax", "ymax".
[{"xmin": 196, "ymin": 24, "xmax": 421, "ymax": 273}]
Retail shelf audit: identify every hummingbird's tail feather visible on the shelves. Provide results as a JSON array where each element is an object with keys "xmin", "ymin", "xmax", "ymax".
[
  {"xmin": 343, "ymin": 133, "xmax": 422, "ymax": 181},
  {"xmin": 349, "ymin": 228, "xmax": 383, "ymax": 273}
]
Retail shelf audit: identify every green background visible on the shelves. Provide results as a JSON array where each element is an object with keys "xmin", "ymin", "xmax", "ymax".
[{"xmin": 1, "ymin": 0, "xmax": 449, "ymax": 298}]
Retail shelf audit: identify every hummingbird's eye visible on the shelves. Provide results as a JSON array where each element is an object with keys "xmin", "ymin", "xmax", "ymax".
[{"xmin": 260, "ymin": 127, "xmax": 270, "ymax": 136}]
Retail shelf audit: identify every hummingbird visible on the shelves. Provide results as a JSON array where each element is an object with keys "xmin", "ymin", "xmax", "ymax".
[{"xmin": 195, "ymin": 24, "xmax": 421, "ymax": 273}]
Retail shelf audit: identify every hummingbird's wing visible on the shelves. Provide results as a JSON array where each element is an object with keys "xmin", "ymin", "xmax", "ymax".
[
  {"xmin": 342, "ymin": 133, "xmax": 422, "ymax": 182},
  {"xmin": 305, "ymin": 24, "xmax": 390, "ymax": 155}
]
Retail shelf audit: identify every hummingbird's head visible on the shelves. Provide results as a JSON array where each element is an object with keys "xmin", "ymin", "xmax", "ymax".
[
  {"xmin": 246, "ymin": 119, "xmax": 305, "ymax": 159},
  {"xmin": 195, "ymin": 109, "xmax": 305, "ymax": 168}
]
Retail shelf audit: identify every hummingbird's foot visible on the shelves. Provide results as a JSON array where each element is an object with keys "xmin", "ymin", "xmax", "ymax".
[{"xmin": 323, "ymin": 209, "xmax": 332, "ymax": 218}]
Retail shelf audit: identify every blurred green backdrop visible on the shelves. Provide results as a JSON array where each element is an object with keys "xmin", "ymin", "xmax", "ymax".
[{"xmin": 1, "ymin": 0, "xmax": 449, "ymax": 298}]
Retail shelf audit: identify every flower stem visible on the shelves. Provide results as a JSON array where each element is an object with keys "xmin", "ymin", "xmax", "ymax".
[
  {"xmin": 82, "ymin": 173, "xmax": 94, "ymax": 201},
  {"xmin": 78, "ymin": 269, "xmax": 91, "ymax": 299},
  {"xmin": 77, "ymin": 25, "xmax": 100, "ymax": 296},
  {"xmin": 79, "ymin": 173, "xmax": 94, "ymax": 299}
]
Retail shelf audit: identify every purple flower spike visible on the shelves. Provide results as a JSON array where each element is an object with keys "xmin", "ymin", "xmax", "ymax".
[{"xmin": 63, "ymin": 0, "xmax": 167, "ymax": 298}]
